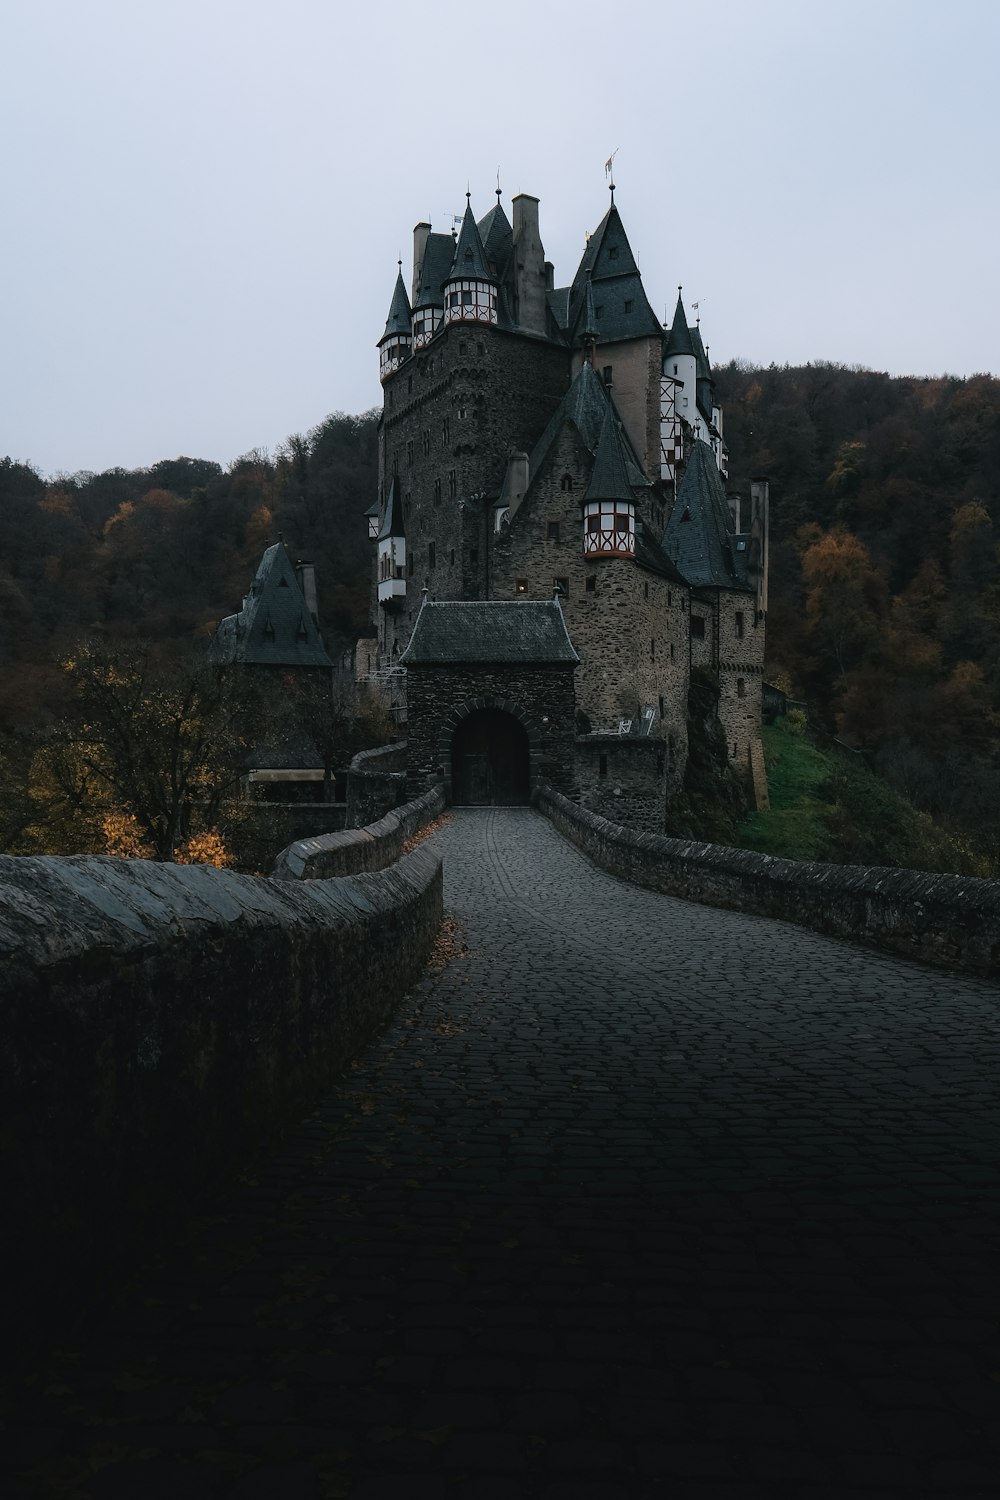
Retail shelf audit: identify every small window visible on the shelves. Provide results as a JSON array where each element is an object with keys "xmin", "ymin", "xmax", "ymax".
[
  {"xmin": 650, "ymin": 638, "xmax": 655, "ymax": 660},
  {"xmin": 462, "ymin": 289, "xmax": 473, "ymax": 306},
  {"xmin": 407, "ymin": 376, "xmax": 413, "ymax": 394},
  {"xmin": 458, "ymin": 406, "xmax": 467, "ymax": 419},
  {"xmin": 422, "ymin": 430, "xmax": 430, "ymax": 457},
  {"xmin": 459, "ymin": 341, "xmax": 467, "ymax": 355},
  {"xmin": 450, "ymin": 548, "xmax": 455, "ymax": 566},
  {"xmin": 624, "ymin": 299, "xmax": 633, "ymax": 314},
  {"xmin": 673, "ymin": 364, "xmax": 678, "ymax": 375},
  {"xmin": 554, "ymin": 576, "xmax": 569, "ymax": 598},
  {"xmin": 691, "ymin": 616, "xmax": 705, "ymax": 639},
  {"xmin": 406, "ymin": 441, "xmax": 413, "ymax": 466},
  {"xmin": 547, "ymin": 521, "xmax": 560, "ymax": 542},
  {"xmin": 478, "ymin": 341, "xmax": 485, "ymax": 355},
  {"xmin": 469, "ymin": 548, "xmax": 479, "ymax": 566},
  {"xmin": 434, "ymin": 478, "xmax": 441, "ymax": 504},
  {"xmin": 658, "ymin": 695, "xmax": 664, "ymax": 717},
  {"xmin": 735, "ymin": 611, "xmax": 745, "ymax": 640},
  {"xmin": 599, "ymin": 753, "xmax": 608, "ymax": 777},
  {"xmin": 464, "ymin": 247, "xmax": 473, "ymax": 263},
  {"xmin": 644, "ymin": 582, "xmax": 649, "ymax": 599},
  {"xmin": 668, "ymin": 590, "xmax": 672, "ymax": 606},
  {"xmin": 585, "ymin": 575, "xmax": 596, "ymax": 593},
  {"xmin": 515, "ymin": 579, "xmax": 528, "ymax": 594},
  {"xmin": 595, "ymin": 305, "xmax": 603, "ymax": 319},
  {"xmin": 603, "ymin": 366, "xmax": 613, "ymax": 388},
  {"xmin": 408, "ymin": 553, "xmax": 414, "ymax": 576},
  {"xmin": 608, "ymin": 246, "xmax": 619, "ymax": 261},
  {"xmin": 443, "ymin": 417, "xmax": 450, "ymax": 444},
  {"xmin": 449, "ymin": 470, "xmax": 457, "ymax": 498},
  {"xmin": 560, "ymin": 473, "xmax": 574, "ymax": 492},
  {"xmin": 670, "ymin": 642, "xmax": 675, "ymax": 660},
  {"xmin": 413, "ymin": 319, "xmax": 424, "ymax": 335},
  {"xmin": 737, "ymin": 678, "xmax": 746, "ymax": 698},
  {"xmin": 404, "ymin": 491, "xmax": 412, "ymax": 516},
  {"xmin": 428, "ymin": 541, "xmax": 436, "ymax": 570}
]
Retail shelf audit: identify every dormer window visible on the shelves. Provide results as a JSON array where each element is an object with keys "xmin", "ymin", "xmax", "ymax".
[
  {"xmin": 624, "ymin": 299, "xmax": 633, "ymax": 313},
  {"xmin": 560, "ymin": 473, "xmax": 574, "ymax": 491},
  {"xmin": 609, "ymin": 246, "xmax": 619, "ymax": 261},
  {"xmin": 595, "ymin": 305, "xmax": 603, "ymax": 318},
  {"xmin": 464, "ymin": 247, "xmax": 473, "ymax": 262}
]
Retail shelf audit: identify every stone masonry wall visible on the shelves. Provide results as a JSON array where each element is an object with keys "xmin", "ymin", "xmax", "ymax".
[
  {"xmin": 538, "ymin": 785, "xmax": 1000, "ymax": 979},
  {"xmin": 575, "ymin": 736, "xmax": 667, "ymax": 830},
  {"xmin": 378, "ymin": 324, "xmax": 569, "ymax": 655},
  {"xmin": 493, "ymin": 423, "xmax": 690, "ymax": 764},
  {"xmin": 272, "ymin": 785, "xmax": 445, "ymax": 880},
  {"xmin": 406, "ymin": 665, "xmax": 577, "ymax": 800},
  {"xmin": 0, "ymin": 845, "xmax": 442, "ymax": 1344}
]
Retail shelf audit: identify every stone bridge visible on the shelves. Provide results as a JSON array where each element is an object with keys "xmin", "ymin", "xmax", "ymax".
[{"xmin": 4, "ymin": 808, "xmax": 1000, "ymax": 1498}]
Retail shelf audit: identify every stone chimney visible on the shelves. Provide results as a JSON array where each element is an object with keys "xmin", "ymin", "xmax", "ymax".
[
  {"xmin": 502, "ymin": 451, "xmax": 530, "ymax": 524},
  {"xmin": 412, "ymin": 221, "xmax": 431, "ymax": 303},
  {"xmin": 511, "ymin": 194, "xmax": 546, "ymax": 336},
  {"xmin": 748, "ymin": 478, "xmax": 770, "ymax": 617},
  {"xmin": 296, "ymin": 559, "xmax": 319, "ymax": 625}
]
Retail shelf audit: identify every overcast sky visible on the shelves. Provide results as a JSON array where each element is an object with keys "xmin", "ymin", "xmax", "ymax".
[{"xmin": 3, "ymin": 0, "xmax": 998, "ymax": 477}]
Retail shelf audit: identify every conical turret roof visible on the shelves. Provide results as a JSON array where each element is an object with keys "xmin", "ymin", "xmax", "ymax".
[
  {"xmin": 477, "ymin": 199, "xmax": 512, "ymax": 276},
  {"xmin": 413, "ymin": 232, "xmax": 454, "ymax": 309},
  {"xmin": 661, "ymin": 441, "xmax": 750, "ymax": 592},
  {"xmin": 377, "ymin": 476, "xmax": 406, "ymax": 541},
  {"xmin": 584, "ymin": 408, "xmax": 635, "ymax": 504},
  {"xmin": 379, "ymin": 267, "xmax": 411, "ymax": 344},
  {"xmin": 664, "ymin": 291, "xmax": 696, "ymax": 359},
  {"xmin": 447, "ymin": 198, "xmax": 493, "ymax": 283}
]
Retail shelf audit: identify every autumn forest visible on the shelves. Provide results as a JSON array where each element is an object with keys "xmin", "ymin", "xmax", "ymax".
[{"xmin": 2, "ymin": 364, "xmax": 999, "ymax": 866}]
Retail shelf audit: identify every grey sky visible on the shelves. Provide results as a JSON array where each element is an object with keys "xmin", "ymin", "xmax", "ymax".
[{"xmin": 3, "ymin": 0, "xmax": 998, "ymax": 477}]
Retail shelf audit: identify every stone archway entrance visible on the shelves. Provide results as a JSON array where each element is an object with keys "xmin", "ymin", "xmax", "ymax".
[{"xmin": 451, "ymin": 709, "xmax": 530, "ymax": 806}]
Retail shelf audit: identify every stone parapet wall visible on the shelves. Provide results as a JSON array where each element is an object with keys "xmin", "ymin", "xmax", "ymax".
[
  {"xmin": 349, "ymin": 741, "xmax": 407, "ymax": 772},
  {"xmin": 272, "ymin": 785, "xmax": 445, "ymax": 880},
  {"xmin": 538, "ymin": 785, "xmax": 1000, "ymax": 979},
  {"xmin": 0, "ymin": 845, "xmax": 443, "ymax": 1345}
]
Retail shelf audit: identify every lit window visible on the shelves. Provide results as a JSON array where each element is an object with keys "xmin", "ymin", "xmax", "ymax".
[{"xmin": 515, "ymin": 579, "xmax": 528, "ymax": 594}]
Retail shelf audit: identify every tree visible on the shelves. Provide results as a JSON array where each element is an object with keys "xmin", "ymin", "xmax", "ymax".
[{"xmin": 26, "ymin": 643, "xmax": 261, "ymax": 861}]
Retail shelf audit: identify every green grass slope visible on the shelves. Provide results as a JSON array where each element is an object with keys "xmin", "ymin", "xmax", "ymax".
[{"xmin": 736, "ymin": 717, "xmax": 994, "ymax": 876}]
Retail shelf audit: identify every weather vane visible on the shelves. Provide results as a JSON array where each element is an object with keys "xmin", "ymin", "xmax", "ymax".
[{"xmin": 604, "ymin": 148, "xmax": 619, "ymax": 200}]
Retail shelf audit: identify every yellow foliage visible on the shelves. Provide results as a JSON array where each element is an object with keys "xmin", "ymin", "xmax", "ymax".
[
  {"xmin": 102, "ymin": 812, "xmax": 153, "ymax": 859},
  {"xmin": 173, "ymin": 829, "xmax": 234, "ymax": 868}
]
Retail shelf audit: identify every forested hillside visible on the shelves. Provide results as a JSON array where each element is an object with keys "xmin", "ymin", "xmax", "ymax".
[
  {"xmin": 716, "ymin": 363, "xmax": 1000, "ymax": 848},
  {"xmin": 2, "ymin": 364, "xmax": 999, "ymax": 858}
]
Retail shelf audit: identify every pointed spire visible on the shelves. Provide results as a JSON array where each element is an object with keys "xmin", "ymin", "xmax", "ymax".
[
  {"xmin": 447, "ymin": 198, "xmax": 493, "ymax": 283},
  {"xmin": 380, "ymin": 265, "xmax": 412, "ymax": 342},
  {"xmin": 664, "ymin": 288, "xmax": 696, "ymax": 359},
  {"xmin": 377, "ymin": 476, "xmax": 406, "ymax": 540},
  {"xmin": 585, "ymin": 407, "xmax": 635, "ymax": 504}
]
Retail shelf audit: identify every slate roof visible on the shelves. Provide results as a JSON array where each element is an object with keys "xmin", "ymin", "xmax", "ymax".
[
  {"xmin": 566, "ymin": 204, "xmax": 662, "ymax": 343},
  {"xmin": 477, "ymin": 200, "xmax": 513, "ymax": 277},
  {"xmin": 413, "ymin": 232, "xmax": 455, "ymax": 309},
  {"xmin": 584, "ymin": 408, "xmax": 635, "ymax": 503},
  {"xmin": 689, "ymin": 322, "xmax": 716, "ymax": 423},
  {"xmin": 664, "ymin": 292, "xmax": 696, "ymax": 359},
  {"xmin": 635, "ymin": 521, "xmax": 689, "ymax": 586},
  {"xmin": 447, "ymin": 200, "xmax": 493, "ymax": 284},
  {"xmin": 400, "ymin": 599, "xmax": 579, "ymax": 666},
  {"xmin": 380, "ymin": 268, "xmax": 411, "ymax": 342},
  {"xmin": 211, "ymin": 543, "xmax": 333, "ymax": 667},
  {"xmin": 377, "ymin": 476, "xmax": 405, "ymax": 541},
  {"xmin": 661, "ymin": 441, "xmax": 751, "ymax": 592},
  {"xmin": 526, "ymin": 361, "xmax": 648, "ymax": 490}
]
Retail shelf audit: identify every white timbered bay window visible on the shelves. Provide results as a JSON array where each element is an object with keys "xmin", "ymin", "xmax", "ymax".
[
  {"xmin": 443, "ymin": 281, "xmax": 497, "ymax": 326},
  {"xmin": 583, "ymin": 499, "xmax": 636, "ymax": 558}
]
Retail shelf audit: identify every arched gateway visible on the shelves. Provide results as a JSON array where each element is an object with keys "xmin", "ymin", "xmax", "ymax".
[
  {"xmin": 452, "ymin": 708, "xmax": 530, "ymax": 806},
  {"xmin": 398, "ymin": 599, "xmax": 580, "ymax": 805}
]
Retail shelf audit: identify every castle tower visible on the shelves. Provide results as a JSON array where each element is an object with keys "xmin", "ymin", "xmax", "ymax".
[
  {"xmin": 377, "ymin": 265, "xmax": 412, "ymax": 383},
  {"xmin": 443, "ymin": 196, "xmax": 498, "ymax": 327}
]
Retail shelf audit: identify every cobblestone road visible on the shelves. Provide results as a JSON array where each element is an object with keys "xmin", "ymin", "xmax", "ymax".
[{"xmin": 6, "ymin": 808, "xmax": 1000, "ymax": 1498}]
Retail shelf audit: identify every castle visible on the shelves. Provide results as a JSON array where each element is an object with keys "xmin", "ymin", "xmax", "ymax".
[{"xmin": 363, "ymin": 182, "xmax": 770, "ymax": 827}]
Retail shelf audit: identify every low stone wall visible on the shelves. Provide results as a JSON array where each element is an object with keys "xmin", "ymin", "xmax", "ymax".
[
  {"xmin": 0, "ymin": 845, "xmax": 442, "ymax": 1348},
  {"xmin": 236, "ymin": 800, "xmax": 347, "ymax": 872},
  {"xmin": 538, "ymin": 785, "xmax": 1000, "ymax": 979},
  {"xmin": 271, "ymin": 785, "xmax": 446, "ymax": 881}
]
